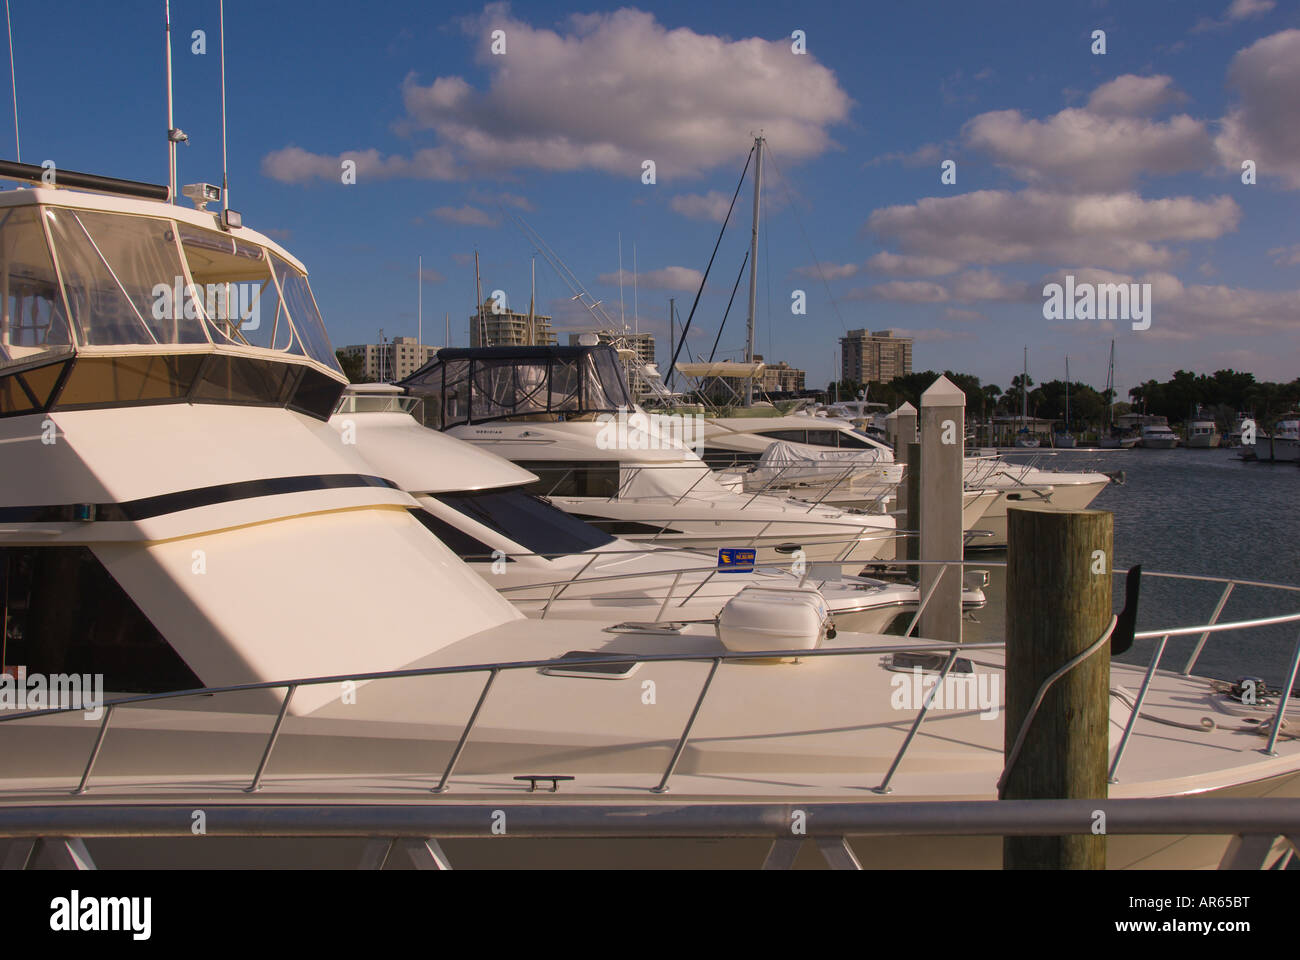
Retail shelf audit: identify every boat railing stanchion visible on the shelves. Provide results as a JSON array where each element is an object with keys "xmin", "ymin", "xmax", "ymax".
[
  {"xmin": 1264, "ymin": 630, "xmax": 1300, "ymax": 757},
  {"xmin": 541, "ymin": 553, "xmax": 599, "ymax": 618},
  {"xmin": 872, "ymin": 647, "xmax": 960, "ymax": 795},
  {"xmin": 245, "ymin": 685, "xmax": 296, "ymax": 793},
  {"xmin": 1183, "ymin": 580, "xmax": 1236, "ymax": 676},
  {"xmin": 651, "ymin": 657, "xmax": 722, "ymax": 793},
  {"xmin": 1108, "ymin": 635, "xmax": 1168, "ymax": 783},
  {"xmin": 900, "ymin": 562, "xmax": 946, "ymax": 638},
  {"xmin": 432, "ymin": 668, "xmax": 499, "ymax": 794},
  {"xmin": 654, "ymin": 572, "xmax": 684, "ymax": 623},
  {"xmin": 72, "ymin": 703, "xmax": 116, "ymax": 796}
]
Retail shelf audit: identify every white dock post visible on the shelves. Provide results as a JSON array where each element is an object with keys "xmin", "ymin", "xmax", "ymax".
[
  {"xmin": 893, "ymin": 402, "xmax": 917, "ymax": 516},
  {"xmin": 919, "ymin": 377, "xmax": 965, "ymax": 645}
]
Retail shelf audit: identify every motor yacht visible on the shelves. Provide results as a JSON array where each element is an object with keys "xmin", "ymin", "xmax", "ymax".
[
  {"xmin": 1139, "ymin": 419, "xmax": 1179, "ymax": 449},
  {"xmin": 3, "ymin": 171, "xmax": 1300, "ymax": 872},
  {"xmin": 399, "ymin": 346, "xmax": 898, "ymax": 572},
  {"xmin": 692, "ymin": 412, "xmax": 1107, "ymax": 549},
  {"xmin": 1185, "ymin": 410, "xmax": 1221, "ymax": 449}
]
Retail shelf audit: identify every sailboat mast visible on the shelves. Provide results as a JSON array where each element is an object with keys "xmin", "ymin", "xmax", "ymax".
[
  {"xmin": 744, "ymin": 135, "xmax": 763, "ymax": 405},
  {"xmin": 1106, "ymin": 339, "xmax": 1116, "ymax": 428},
  {"xmin": 527, "ymin": 255, "xmax": 535, "ymax": 345},
  {"xmin": 1065, "ymin": 355, "xmax": 1070, "ymax": 428},
  {"xmin": 1022, "ymin": 346, "xmax": 1028, "ymax": 429},
  {"xmin": 474, "ymin": 251, "xmax": 483, "ymax": 346}
]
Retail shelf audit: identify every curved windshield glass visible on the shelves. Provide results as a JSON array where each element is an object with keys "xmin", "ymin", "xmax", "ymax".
[
  {"xmin": 45, "ymin": 208, "xmax": 209, "ymax": 347},
  {"xmin": 434, "ymin": 487, "xmax": 615, "ymax": 556},
  {"xmin": 0, "ymin": 208, "xmax": 71, "ymax": 368}
]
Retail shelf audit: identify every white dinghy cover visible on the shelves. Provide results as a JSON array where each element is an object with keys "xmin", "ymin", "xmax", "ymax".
[{"xmin": 747, "ymin": 440, "xmax": 901, "ymax": 487}]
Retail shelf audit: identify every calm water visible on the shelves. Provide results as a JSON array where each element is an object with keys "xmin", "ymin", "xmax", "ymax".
[{"xmin": 961, "ymin": 447, "xmax": 1300, "ymax": 685}]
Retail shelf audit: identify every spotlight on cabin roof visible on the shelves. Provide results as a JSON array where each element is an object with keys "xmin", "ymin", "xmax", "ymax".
[
  {"xmin": 576, "ymin": 332, "xmax": 601, "ymax": 346},
  {"xmin": 182, "ymin": 182, "xmax": 221, "ymax": 210}
]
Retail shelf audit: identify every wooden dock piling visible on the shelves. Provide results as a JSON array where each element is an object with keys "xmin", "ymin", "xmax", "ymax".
[{"xmin": 1003, "ymin": 505, "xmax": 1113, "ymax": 869}]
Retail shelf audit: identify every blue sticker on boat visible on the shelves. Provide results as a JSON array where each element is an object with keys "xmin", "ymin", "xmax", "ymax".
[{"xmin": 717, "ymin": 548, "xmax": 756, "ymax": 572}]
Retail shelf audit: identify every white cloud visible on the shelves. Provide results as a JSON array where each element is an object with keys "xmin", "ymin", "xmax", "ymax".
[
  {"xmin": 1086, "ymin": 75, "xmax": 1185, "ymax": 116},
  {"xmin": 962, "ymin": 105, "xmax": 1212, "ymax": 191},
  {"xmin": 432, "ymin": 205, "xmax": 500, "ymax": 227},
  {"xmin": 795, "ymin": 262, "xmax": 860, "ymax": 280},
  {"xmin": 866, "ymin": 252, "xmax": 960, "ymax": 277},
  {"xmin": 866, "ymin": 189, "xmax": 1239, "ymax": 271},
  {"xmin": 1214, "ymin": 30, "xmax": 1300, "ymax": 189},
  {"xmin": 860, "ymin": 281, "xmax": 949, "ymax": 303},
  {"xmin": 1269, "ymin": 244, "xmax": 1300, "ymax": 267},
  {"xmin": 261, "ymin": 146, "xmax": 460, "ymax": 183},
  {"xmin": 1193, "ymin": 0, "xmax": 1275, "ymax": 32},
  {"xmin": 670, "ymin": 191, "xmax": 735, "ymax": 223},
  {"xmin": 597, "ymin": 266, "xmax": 704, "ymax": 292},
  {"xmin": 396, "ymin": 6, "xmax": 851, "ymax": 179}
]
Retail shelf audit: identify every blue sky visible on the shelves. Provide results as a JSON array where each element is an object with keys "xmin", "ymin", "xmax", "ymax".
[{"xmin": 11, "ymin": 0, "xmax": 1299, "ymax": 397}]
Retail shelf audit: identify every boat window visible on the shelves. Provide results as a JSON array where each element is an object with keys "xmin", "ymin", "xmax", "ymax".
[
  {"xmin": 44, "ymin": 208, "xmax": 209, "ymax": 347},
  {"xmin": 0, "ymin": 208, "xmax": 72, "ymax": 369},
  {"xmin": 191, "ymin": 354, "xmax": 301, "ymax": 406},
  {"xmin": 0, "ymin": 545, "xmax": 202, "ymax": 694},
  {"xmin": 409, "ymin": 508, "xmax": 506, "ymax": 562},
  {"xmin": 334, "ymin": 393, "xmax": 423, "ymax": 415},
  {"xmin": 836, "ymin": 431, "xmax": 871, "ymax": 449},
  {"xmin": 701, "ymin": 446, "xmax": 761, "ymax": 468},
  {"xmin": 805, "ymin": 429, "xmax": 843, "ymax": 447},
  {"xmin": 270, "ymin": 255, "xmax": 343, "ymax": 373},
  {"xmin": 0, "ymin": 359, "xmax": 68, "ymax": 414},
  {"xmin": 569, "ymin": 514, "xmax": 683, "ymax": 536},
  {"xmin": 758, "ymin": 429, "xmax": 807, "ymax": 443},
  {"xmin": 58, "ymin": 354, "xmax": 204, "ymax": 407},
  {"xmin": 515, "ymin": 460, "xmax": 621, "ymax": 498},
  {"xmin": 434, "ymin": 487, "xmax": 615, "ymax": 555}
]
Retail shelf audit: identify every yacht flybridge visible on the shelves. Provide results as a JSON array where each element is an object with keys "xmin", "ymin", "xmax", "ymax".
[{"xmin": 399, "ymin": 345, "xmax": 898, "ymax": 571}]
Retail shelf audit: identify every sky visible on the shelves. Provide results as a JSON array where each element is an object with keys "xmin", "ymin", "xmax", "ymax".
[{"xmin": 9, "ymin": 0, "xmax": 1299, "ymax": 398}]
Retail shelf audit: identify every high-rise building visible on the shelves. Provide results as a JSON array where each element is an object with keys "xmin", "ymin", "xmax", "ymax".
[
  {"xmin": 470, "ymin": 298, "xmax": 556, "ymax": 347},
  {"xmin": 339, "ymin": 336, "xmax": 440, "ymax": 382},
  {"xmin": 755, "ymin": 357, "xmax": 806, "ymax": 394},
  {"xmin": 840, "ymin": 329, "xmax": 913, "ymax": 385}
]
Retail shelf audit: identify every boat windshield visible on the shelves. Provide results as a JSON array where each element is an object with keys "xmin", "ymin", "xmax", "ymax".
[
  {"xmin": 402, "ymin": 345, "xmax": 633, "ymax": 428},
  {"xmin": 434, "ymin": 486, "xmax": 616, "ymax": 556},
  {"xmin": 1, "ymin": 206, "xmax": 341, "ymax": 374}
]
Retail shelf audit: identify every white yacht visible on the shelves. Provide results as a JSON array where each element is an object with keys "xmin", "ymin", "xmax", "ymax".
[
  {"xmin": 399, "ymin": 346, "xmax": 898, "ymax": 572},
  {"xmin": 3, "ymin": 170, "xmax": 1300, "ymax": 871},
  {"xmin": 1139, "ymin": 418, "xmax": 1179, "ymax": 449},
  {"xmin": 330, "ymin": 386, "xmax": 985, "ymax": 633},
  {"xmin": 1185, "ymin": 411, "xmax": 1221, "ymax": 449},
  {"xmin": 693, "ymin": 412, "xmax": 1108, "ymax": 549}
]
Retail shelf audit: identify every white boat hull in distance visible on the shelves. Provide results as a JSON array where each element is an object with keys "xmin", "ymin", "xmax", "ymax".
[{"xmin": 967, "ymin": 479, "xmax": 1110, "ymax": 548}]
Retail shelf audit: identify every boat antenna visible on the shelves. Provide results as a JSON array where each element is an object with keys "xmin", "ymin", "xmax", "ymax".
[
  {"xmin": 417, "ymin": 254, "xmax": 423, "ymax": 348},
  {"xmin": 618, "ymin": 232, "xmax": 625, "ymax": 331},
  {"xmin": 219, "ymin": 0, "xmax": 228, "ymax": 211},
  {"xmin": 632, "ymin": 243, "xmax": 638, "ymax": 335},
  {"xmin": 744, "ymin": 133, "xmax": 764, "ymax": 405},
  {"xmin": 163, "ymin": 0, "xmax": 188, "ymax": 201},
  {"xmin": 4, "ymin": 0, "xmax": 17, "ymax": 162}
]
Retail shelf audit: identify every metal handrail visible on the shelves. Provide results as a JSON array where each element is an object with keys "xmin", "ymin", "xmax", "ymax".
[
  {"xmin": 6, "ymin": 565, "xmax": 1299, "ymax": 803},
  {"xmin": 0, "ymin": 639, "xmax": 1006, "ymax": 798}
]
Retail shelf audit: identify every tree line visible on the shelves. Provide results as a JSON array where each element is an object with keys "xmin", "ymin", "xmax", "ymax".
[{"xmin": 828, "ymin": 368, "xmax": 1300, "ymax": 427}]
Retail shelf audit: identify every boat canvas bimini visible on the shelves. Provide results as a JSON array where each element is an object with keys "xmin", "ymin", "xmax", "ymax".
[{"xmin": 399, "ymin": 346, "xmax": 898, "ymax": 572}]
